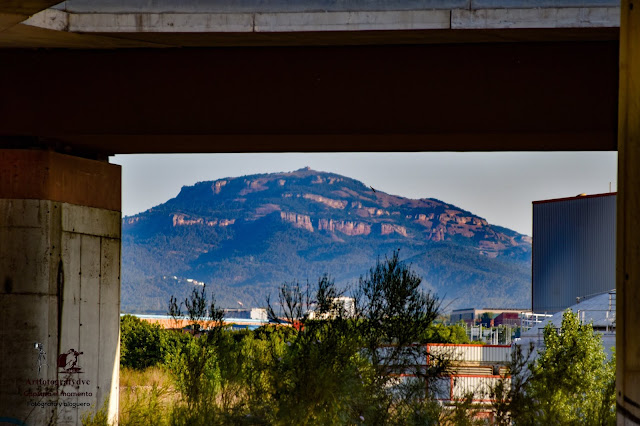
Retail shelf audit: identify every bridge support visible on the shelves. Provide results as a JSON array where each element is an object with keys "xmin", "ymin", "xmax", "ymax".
[
  {"xmin": 618, "ymin": 0, "xmax": 640, "ymax": 424},
  {"xmin": 0, "ymin": 150, "xmax": 121, "ymax": 425}
]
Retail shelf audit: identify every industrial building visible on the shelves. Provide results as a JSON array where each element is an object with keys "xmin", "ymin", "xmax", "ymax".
[
  {"xmin": 518, "ymin": 290, "xmax": 616, "ymax": 359},
  {"xmin": 428, "ymin": 343, "xmax": 512, "ymax": 422},
  {"xmin": 450, "ymin": 308, "xmax": 531, "ymax": 325},
  {"xmin": 532, "ymin": 193, "xmax": 616, "ymax": 313},
  {"xmin": 493, "ymin": 312, "xmax": 521, "ymax": 327},
  {"xmin": 132, "ymin": 308, "xmax": 269, "ymax": 331}
]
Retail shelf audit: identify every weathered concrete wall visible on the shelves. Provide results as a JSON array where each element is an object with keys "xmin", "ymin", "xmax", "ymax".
[{"xmin": 0, "ymin": 151, "xmax": 121, "ymax": 425}]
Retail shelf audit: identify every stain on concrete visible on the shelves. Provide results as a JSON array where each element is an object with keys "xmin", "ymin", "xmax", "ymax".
[
  {"xmin": 57, "ymin": 258, "xmax": 64, "ymax": 356},
  {"xmin": 4, "ymin": 277, "xmax": 12, "ymax": 293}
]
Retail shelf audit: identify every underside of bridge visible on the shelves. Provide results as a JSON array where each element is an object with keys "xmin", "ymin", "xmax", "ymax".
[
  {"xmin": 0, "ymin": 40, "xmax": 620, "ymax": 155},
  {"xmin": 0, "ymin": 0, "xmax": 638, "ymax": 424}
]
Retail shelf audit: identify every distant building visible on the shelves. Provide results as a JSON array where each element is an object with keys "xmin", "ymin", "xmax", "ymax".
[
  {"xmin": 532, "ymin": 193, "xmax": 616, "ymax": 313},
  {"xmin": 307, "ymin": 297, "xmax": 355, "ymax": 320},
  {"xmin": 517, "ymin": 290, "xmax": 616, "ymax": 359},
  {"xmin": 383, "ymin": 343, "xmax": 511, "ymax": 420},
  {"xmin": 493, "ymin": 312, "xmax": 521, "ymax": 326},
  {"xmin": 130, "ymin": 309, "xmax": 270, "ymax": 331},
  {"xmin": 428, "ymin": 343, "xmax": 512, "ymax": 421},
  {"xmin": 450, "ymin": 308, "xmax": 531, "ymax": 325},
  {"xmin": 520, "ymin": 312, "xmax": 554, "ymax": 330},
  {"xmin": 223, "ymin": 308, "xmax": 268, "ymax": 321}
]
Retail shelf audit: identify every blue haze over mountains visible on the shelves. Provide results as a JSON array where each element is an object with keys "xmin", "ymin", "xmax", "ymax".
[{"xmin": 122, "ymin": 168, "xmax": 531, "ymax": 313}]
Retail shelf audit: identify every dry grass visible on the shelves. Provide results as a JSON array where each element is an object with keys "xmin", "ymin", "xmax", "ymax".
[
  {"xmin": 120, "ymin": 366, "xmax": 172, "ymax": 389},
  {"xmin": 115, "ymin": 367, "xmax": 179, "ymax": 426}
]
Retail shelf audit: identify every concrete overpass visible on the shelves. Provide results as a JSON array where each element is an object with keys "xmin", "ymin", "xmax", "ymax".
[{"xmin": 0, "ymin": 0, "xmax": 638, "ymax": 424}]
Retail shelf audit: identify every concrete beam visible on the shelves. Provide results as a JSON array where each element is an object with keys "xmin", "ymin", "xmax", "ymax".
[
  {"xmin": 63, "ymin": 12, "xmax": 255, "ymax": 33},
  {"xmin": 20, "ymin": 8, "xmax": 68, "ymax": 32},
  {"xmin": 54, "ymin": 10, "xmax": 452, "ymax": 33},
  {"xmin": 23, "ymin": 6, "xmax": 619, "ymax": 34},
  {"xmin": 255, "ymin": 10, "xmax": 451, "ymax": 32},
  {"xmin": 0, "ymin": 150, "xmax": 120, "ymax": 211},
  {"xmin": 452, "ymin": 7, "xmax": 619, "ymax": 29},
  {"xmin": 46, "ymin": 0, "xmax": 621, "ymax": 14},
  {"xmin": 617, "ymin": 0, "xmax": 640, "ymax": 424},
  {"xmin": 0, "ymin": 1, "xmax": 66, "ymax": 32}
]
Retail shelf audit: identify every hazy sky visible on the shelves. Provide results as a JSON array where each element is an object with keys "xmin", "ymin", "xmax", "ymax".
[{"xmin": 112, "ymin": 152, "xmax": 618, "ymax": 236}]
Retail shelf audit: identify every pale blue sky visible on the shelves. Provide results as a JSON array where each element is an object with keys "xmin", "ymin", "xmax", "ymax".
[{"xmin": 112, "ymin": 152, "xmax": 618, "ymax": 236}]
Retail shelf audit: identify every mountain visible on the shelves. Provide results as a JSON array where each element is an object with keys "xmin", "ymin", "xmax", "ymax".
[{"xmin": 121, "ymin": 167, "xmax": 531, "ymax": 314}]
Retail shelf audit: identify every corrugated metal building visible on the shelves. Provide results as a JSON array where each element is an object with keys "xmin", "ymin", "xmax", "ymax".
[
  {"xmin": 427, "ymin": 344, "xmax": 511, "ymax": 404},
  {"xmin": 532, "ymin": 193, "xmax": 616, "ymax": 313},
  {"xmin": 427, "ymin": 343, "xmax": 512, "ymax": 367}
]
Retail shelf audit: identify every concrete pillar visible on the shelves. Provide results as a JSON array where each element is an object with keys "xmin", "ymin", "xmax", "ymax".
[
  {"xmin": 0, "ymin": 150, "xmax": 121, "ymax": 425},
  {"xmin": 618, "ymin": 1, "xmax": 640, "ymax": 424}
]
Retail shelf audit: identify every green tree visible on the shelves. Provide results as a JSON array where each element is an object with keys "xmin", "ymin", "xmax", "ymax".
[
  {"xmin": 167, "ymin": 285, "xmax": 226, "ymax": 411},
  {"xmin": 422, "ymin": 322, "xmax": 470, "ymax": 344},
  {"xmin": 260, "ymin": 251, "xmax": 446, "ymax": 425},
  {"xmin": 261, "ymin": 275, "xmax": 370, "ymax": 424},
  {"xmin": 120, "ymin": 314, "xmax": 168, "ymax": 370},
  {"xmin": 163, "ymin": 252, "xmax": 449, "ymax": 424},
  {"xmin": 490, "ymin": 310, "xmax": 616, "ymax": 425},
  {"xmin": 351, "ymin": 250, "xmax": 444, "ymax": 425},
  {"xmin": 480, "ymin": 312, "xmax": 494, "ymax": 326}
]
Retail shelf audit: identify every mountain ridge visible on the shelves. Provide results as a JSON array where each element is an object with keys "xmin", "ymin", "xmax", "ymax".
[{"xmin": 121, "ymin": 168, "xmax": 531, "ymax": 313}]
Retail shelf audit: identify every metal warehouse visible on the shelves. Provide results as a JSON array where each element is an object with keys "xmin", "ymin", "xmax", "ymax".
[{"xmin": 532, "ymin": 193, "xmax": 616, "ymax": 313}]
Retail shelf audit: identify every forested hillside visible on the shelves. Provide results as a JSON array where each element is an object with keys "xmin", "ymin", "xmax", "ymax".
[{"xmin": 121, "ymin": 168, "xmax": 531, "ymax": 313}]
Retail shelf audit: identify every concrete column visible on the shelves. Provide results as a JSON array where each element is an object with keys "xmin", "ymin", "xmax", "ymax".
[
  {"xmin": 618, "ymin": 1, "xmax": 640, "ymax": 424},
  {"xmin": 0, "ymin": 150, "xmax": 121, "ymax": 425}
]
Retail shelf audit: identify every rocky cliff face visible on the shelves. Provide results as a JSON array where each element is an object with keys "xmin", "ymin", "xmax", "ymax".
[
  {"xmin": 121, "ymin": 168, "xmax": 531, "ymax": 313},
  {"xmin": 280, "ymin": 211, "xmax": 314, "ymax": 232},
  {"xmin": 157, "ymin": 167, "xmax": 527, "ymax": 255}
]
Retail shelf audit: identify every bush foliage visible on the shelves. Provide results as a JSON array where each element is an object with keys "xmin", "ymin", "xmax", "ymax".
[
  {"xmin": 114, "ymin": 255, "xmax": 615, "ymax": 425},
  {"xmin": 490, "ymin": 310, "xmax": 616, "ymax": 426}
]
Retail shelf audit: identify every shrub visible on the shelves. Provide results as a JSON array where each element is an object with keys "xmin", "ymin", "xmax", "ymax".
[
  {"xmin": 120, "ymin": 314, "xmax": 171, "ymax": 370},
  {"xmin": 490, "ymin": 310, "xmax": 616, "ymax": 425}
]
